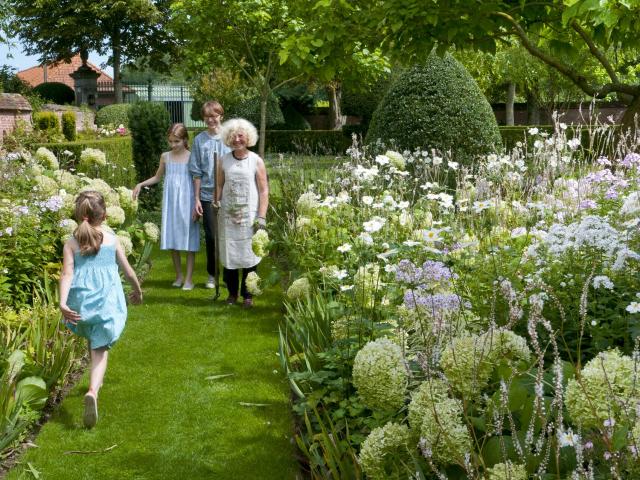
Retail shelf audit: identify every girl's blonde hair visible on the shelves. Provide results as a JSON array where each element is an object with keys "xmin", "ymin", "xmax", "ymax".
[
  {"xmin": 73, "ymin": 191, "xmax": 106, "ymax": 256},
  {"xmin": 168, "ymin": 123, "xmax": 189, "ymax": 149},
  {"xmin": 220, "ymin": 118, "xmax": 259, "ymax": 148}
]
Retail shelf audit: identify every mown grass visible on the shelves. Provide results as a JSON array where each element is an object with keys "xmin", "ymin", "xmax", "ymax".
[{"xmin": 6, "ymin": 250, "xmax": 298, "ymax": 480}]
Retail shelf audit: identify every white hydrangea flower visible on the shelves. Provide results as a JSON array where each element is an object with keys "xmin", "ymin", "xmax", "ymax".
[
  {"xmin": 80, "ymin": 148, "xmax": 107, "ymax": 167},
  {"xmin": 252, "ymin": 229, "xmax": 270, "ymax": 257},
  {"xmin": 34, "ymin": 147, "xmax": 59, "ymax": 170},
  {"xmin": 287, "ymin": 277, "xmax": 310, "ymax": 300},
  {"xmin": 106, "ymin": 205, "xmax": 126, "ymax": 227},
  {"xmin": 245, "ymin": 271, "xmax": 262, "ymax": 296},
  {"xmin": 117, "ymin": 233, "xmax": 133, "ymax": 255},
  {"xmin": 143, "ymin": 222, "xmax": 159, "ymax": 242}
]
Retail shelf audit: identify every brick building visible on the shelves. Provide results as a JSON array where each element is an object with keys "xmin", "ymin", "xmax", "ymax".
[{"xmin": 0, "ymin": 93, "xmax": 32, "ymax": 138}]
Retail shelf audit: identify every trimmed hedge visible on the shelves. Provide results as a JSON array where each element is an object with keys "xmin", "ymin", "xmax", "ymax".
[
  {"xmin": 264, "ymin": 130, "xmax": 351, "ymax": 155},
  {"xmin": 366, "ymin": 53, "xmax": 502, "ymax": 164},
  {"xmin": 33, "ymin": 111, "xmax": 60, "ymax": 132},
  {"xmin": 96, "ymin": 103, "xmax": 132, "ymax": 128},
  {"xmin": 33, "ymin": 137, "xmax": 135, "ymax": 187},
  {"xmin": 61, "ymin": 111, "xmax": 76, "ymax": 141},
  {"xmin": 128, "ymin": 102, "xmax": 171, "ymax": 209}
]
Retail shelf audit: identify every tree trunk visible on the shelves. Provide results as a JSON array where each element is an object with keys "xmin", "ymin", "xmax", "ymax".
[
  {"xmin": 621, "ymin": 95, "xmax": 640, "ymax": 135},
  {"xmin": 112, "ymin": 29, "xmax": 123, "ymax": 104},
  {"xmin": 527, "ymin": 93, "xmax": 540, "ymax": 125},
  {"xmin": 327, "ymin": 82, "xmax": 344, "ymax": 130},
  {"xmin": 258, "ymin": 85, "xmax": 268, "ymax": 158},
  {"xmin": 506, "ymin": 82, "xmax": 516, "ymax": 126}
]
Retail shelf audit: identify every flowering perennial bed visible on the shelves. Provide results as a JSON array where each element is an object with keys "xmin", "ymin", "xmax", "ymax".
[{"xmin": 275, "ymin": 124, "xmax": 640, "ymax": 478}]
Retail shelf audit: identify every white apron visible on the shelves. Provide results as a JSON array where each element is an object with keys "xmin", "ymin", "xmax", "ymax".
[{"xmin": 218, "ymin": 151, "xmax": 262, "ymax": 269}]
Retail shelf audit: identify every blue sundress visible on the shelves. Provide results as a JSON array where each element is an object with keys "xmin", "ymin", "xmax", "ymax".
[
  {"xmin": 161, "ymin": 153, "xmax": 200, "ymax": 252},
  {"xmin": 65, "ymin": 240, "xmax": 127, "ymax": 349}
]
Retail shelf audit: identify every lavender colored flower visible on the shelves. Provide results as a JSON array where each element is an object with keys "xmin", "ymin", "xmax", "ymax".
[
  {"xmin": 404, "ymin": 291, "xmax": 463, "ymax": 313},
  {"xmin": 579, "ymin": 199, "xmax": 597, "ymax": 210},
  {"xmin": 620, "ymin": 153, "xmax": 640, "ymax": 168}
]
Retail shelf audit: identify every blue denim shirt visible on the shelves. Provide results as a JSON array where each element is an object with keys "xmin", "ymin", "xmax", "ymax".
[{"xmin": 188, "ymin": 131, "xmax": 230, "ymax": 202}]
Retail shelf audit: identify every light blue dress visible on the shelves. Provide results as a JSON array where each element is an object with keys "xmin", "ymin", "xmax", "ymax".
[
  {"xmin": 161, "ymin": 153, "xmax": 200, "ymax": 252},
  {"xmin": 65, "ymin": 238, "xmax": 126, "ymax": 349}
]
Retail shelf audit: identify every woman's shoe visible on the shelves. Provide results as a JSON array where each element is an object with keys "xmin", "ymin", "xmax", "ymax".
[
  {"xmin": 182, "ymin": 282, "xmax": 194, "ymax": 291},
  {"xmin": 242, "ymin": 298, "xmax": 253, "ymax": 309},
  {"xmin": 225, "ymin": 295, "xmax": 237, "ymax": 305},
  {"xmin": 172, "ymin": 280, "xmax": 183, "ymax": 288}
]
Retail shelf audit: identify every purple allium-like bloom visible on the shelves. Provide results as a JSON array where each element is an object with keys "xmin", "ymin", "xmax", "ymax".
[
  {"xmin": 579, "ymin": 199, "xmax": 597, "ymax": 210},
  {"xmin": 605, "ymin": 188, "xmax": 619, "ymax": 200},
  {"xmin": 596, "ymin": 156, "xmax": 611, "ymax": 166},
  {"xmin": 621, "ymin": 153, "xmax": 640, "ymax": 168},
  {"xmin": 404, "ymin": 291, "xmax": 463, "ymax": 312}
]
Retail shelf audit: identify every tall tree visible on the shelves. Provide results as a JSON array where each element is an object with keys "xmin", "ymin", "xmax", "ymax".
[
  {"xmin": 281, "ymin": 0, "xmax": 390, "ymax": 130},
  {"xmin": 318, "ymin": 0, "xmax": 640, "ymax": 129},
  {"xmin": 171, "ymin": 0, "xmax": 302, "ymax": 157},
  {"xmin": 8, "ymin": 0, "xmax": 177, "ymax": 103}
]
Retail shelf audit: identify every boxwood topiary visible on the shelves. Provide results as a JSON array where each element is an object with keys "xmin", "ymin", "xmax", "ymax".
[
  {"xmin": 366, "ymin": 53, "xmax": 502, "ymax": 164},
  {"xmin": 128, "ymin": 102, "xmax": 171, "ymax": 209},
  {"xmin": 96, "ymin": 103, "xmax": 132, "ymax": 128},
  {"xmin": 32, "ymin": 82, "xmax": 75, "ymax": 104},
  {"xmin": 61, "ymin": 111, "xmax": 76, "ymax": 141}
]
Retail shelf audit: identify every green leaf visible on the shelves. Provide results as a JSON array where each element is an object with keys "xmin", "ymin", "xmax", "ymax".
[
  {"xmin": 612, "ymin": 426, "xmax": 629, "ymax": 451},
  {"xmin": 15, "ymin": 376, "xmax": 48, "ymax": 409}
]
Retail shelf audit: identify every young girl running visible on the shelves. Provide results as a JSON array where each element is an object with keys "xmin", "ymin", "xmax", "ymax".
[
  {"xmin": 133, "ymin": 123, "xmax": 200, "ymax": 290},
  {"xmin": 59, "ymin": 191, "xmax": 143, "ymax": 428}
]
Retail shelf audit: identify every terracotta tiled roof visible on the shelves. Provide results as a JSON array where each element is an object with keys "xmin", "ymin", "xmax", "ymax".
[
  {"xmin": 17, "ymin": 54, "xmax": 113, "ymax": 88},
  {"xmin": 0, "ymin": 93, "xmax": 32, "ymax": 111}
]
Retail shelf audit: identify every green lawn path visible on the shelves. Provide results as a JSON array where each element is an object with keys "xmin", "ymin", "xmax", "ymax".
[{"xmin": 7, "ymin": 251, "xmax": 298, "ymax": 480}]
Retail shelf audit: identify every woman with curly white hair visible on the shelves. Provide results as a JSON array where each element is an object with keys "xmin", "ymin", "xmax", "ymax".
[{"xmin": 215, "ymin": 118, "xmax": 269, "ymax": 308}]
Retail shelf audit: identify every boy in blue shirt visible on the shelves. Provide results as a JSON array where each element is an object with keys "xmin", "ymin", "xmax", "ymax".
[{"xmin": 189, "ymin": 100, "xmax": 231, "ymax": 289}]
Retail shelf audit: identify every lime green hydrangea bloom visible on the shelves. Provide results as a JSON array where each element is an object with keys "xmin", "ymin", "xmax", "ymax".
[
  {"xmin": 353, "ymin": 338, "xmax": 407, "ymax": 412},
  {"xmin": 106, "ymin": 205, "xmax": 126, "ymax": 227},
  {"xmin": 440, "ymin": 334, "xmax": 494, "ymax": 398},
  {"xmin": 34, "ymin": 147, "xmax": 59, "ymax": 170},
  {"xmin": 245, "ymin": 271, "xmax": 262, "ymax": 296},
  {"xmin": 116, "ymin": 186, "xmax": 138, "ymax": 218},
  {"xmin": 52, "ymin": 169, "xmax": 79, "ymax": 191},
  {"xmin": 485, "ymin": 461, "xmax": 527, "ymax": 480},
  {"xmin": 566, "ymin": 350, "xmax": 639, "ymax": 430},
  {"xmin": 80, "ymin": 178, "xmax": 112, "ymax": 197},
  {"xmin": 359, "ymin": 422, "xmax": 412, "ymax": 480},
  {"xmin": 252, "ymin": 229, "xmax": 269, "ymax": 257},
  {"xmin": 116, "ymin": 232, "xmax": 133, "ymax": 255},
  {"xmin": 34, "ymin": 175, "xmax": 60, "ymax": 196},
  {"xmin": 80, "ymin": 148, "xmax": 107, "ymax": 168},
  {"xmin": 489, "ymin": 329, "xmax": 531, "ymax": 364},
  {"xmin": 287, "ymin": 277, "xmax": 310, "ymax": 300},
  {"xmin": 385, "ymin": 150, "xmax": 406, "ymax": 170},
  {"xmin": 143, "ymin": 222, "xmax": 159, "ymax": 243},
  {"xmin": 296, "ymin": 216, "xmax": 312, "ymax": 230}
]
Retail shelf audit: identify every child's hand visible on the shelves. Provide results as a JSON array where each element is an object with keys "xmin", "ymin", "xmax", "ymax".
[
  {"xmin": 132, "ymin": 184, "xmax": 141, "ymax": 201},
  {"xmin": 129, "ymin": 289, "xmax": 143, "ymax": 305},
  {"xmin": 60, "ymin": 303, "xmax": 81, "ymax": 324}
]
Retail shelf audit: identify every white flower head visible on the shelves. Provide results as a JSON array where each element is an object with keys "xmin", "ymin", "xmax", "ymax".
[{"xmin": 337, "ymin": 243, "xmax": 352, "ymax": 253}]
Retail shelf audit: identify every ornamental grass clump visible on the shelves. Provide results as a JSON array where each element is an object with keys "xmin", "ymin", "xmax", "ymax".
[
  {"xmin": 565, "ymin": 349, "xmax": 639, "ymax": 430},
  {"xmin": 359, "ymin": 422, "xmax": 412, "ymax": 479},
  {"xmin": 353, "ymin": 337, "xmax": 407, "ymax": 412}
]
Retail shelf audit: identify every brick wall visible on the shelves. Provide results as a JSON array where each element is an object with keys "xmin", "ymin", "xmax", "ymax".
[{"xmin": 0, "ymin": 111, "xmax": 31, "ymax": 138}]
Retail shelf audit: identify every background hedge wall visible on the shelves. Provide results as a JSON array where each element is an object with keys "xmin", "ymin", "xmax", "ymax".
[{"xmin": 33, "ymin": 137, "xmax": 135, "ymax": 187}]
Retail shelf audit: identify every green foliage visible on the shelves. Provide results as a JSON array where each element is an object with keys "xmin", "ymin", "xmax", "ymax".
[
  {"xmin": 95, "ymin": 103, "xmax": 132, "ymax": 128},
  {"xmin": 265, "ymin": 130, "xmax": 351, "ymax": 155},
  {"xmin": 0, "ymin": 64, "xmax": 31, "ymax": 94},
  {"xmin": 128, "ymin": 101, "xmax": 171, "ymax": 209},
  {"xmin": 366, "ymin": 53, "xmax": 502, "ymax": 164},
  {"xmin": 270, "ymin": 104, "xmax": 311, "ymax": 130},
  {"xmin": 342, "ymin": 73, "xmax": 393, "ymax": 129},
  {"xmin": 32, "ymin": 137, "xmax": 135, "ymax": 187},
  {"xmin": 32, "ymin": 82, "xmax": 75, "ymax": 105},
  {"xmin": 231, "ymin": 94, "xmax": 284, "ymax": 128},
  {"xmin": 61, "ymin": 111, "xmax": 76, "ymax": 141},
  {"xmin": 33, "ymin": 111, "xmax": 59, "ymax": 132}
]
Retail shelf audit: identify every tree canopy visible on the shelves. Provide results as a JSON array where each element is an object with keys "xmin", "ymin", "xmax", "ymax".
[{"xmin": 8, "ymin": 0, "xmax": 177, "ymax": 102}]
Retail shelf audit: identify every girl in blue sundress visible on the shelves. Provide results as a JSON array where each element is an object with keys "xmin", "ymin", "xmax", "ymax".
[
  {"xmin": 133, "ymin": 123, "xmax": 200, "ymax": 290},
  {"xmin": 59, "ymin": 191, "xmax": 143, "ymax": 428}
]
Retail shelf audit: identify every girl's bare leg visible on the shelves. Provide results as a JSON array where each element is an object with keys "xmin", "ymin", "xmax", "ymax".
[
  {"xmin": 88, "ymin": 347, "xmax": 109, "ymax": 397},
  {"xmin": 171, "ymin": 250, "xmax": 183, "ymax": 284},
  {"xmin": 184, "ymin": 252, "xmax": 196, "ymax": 287}
]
